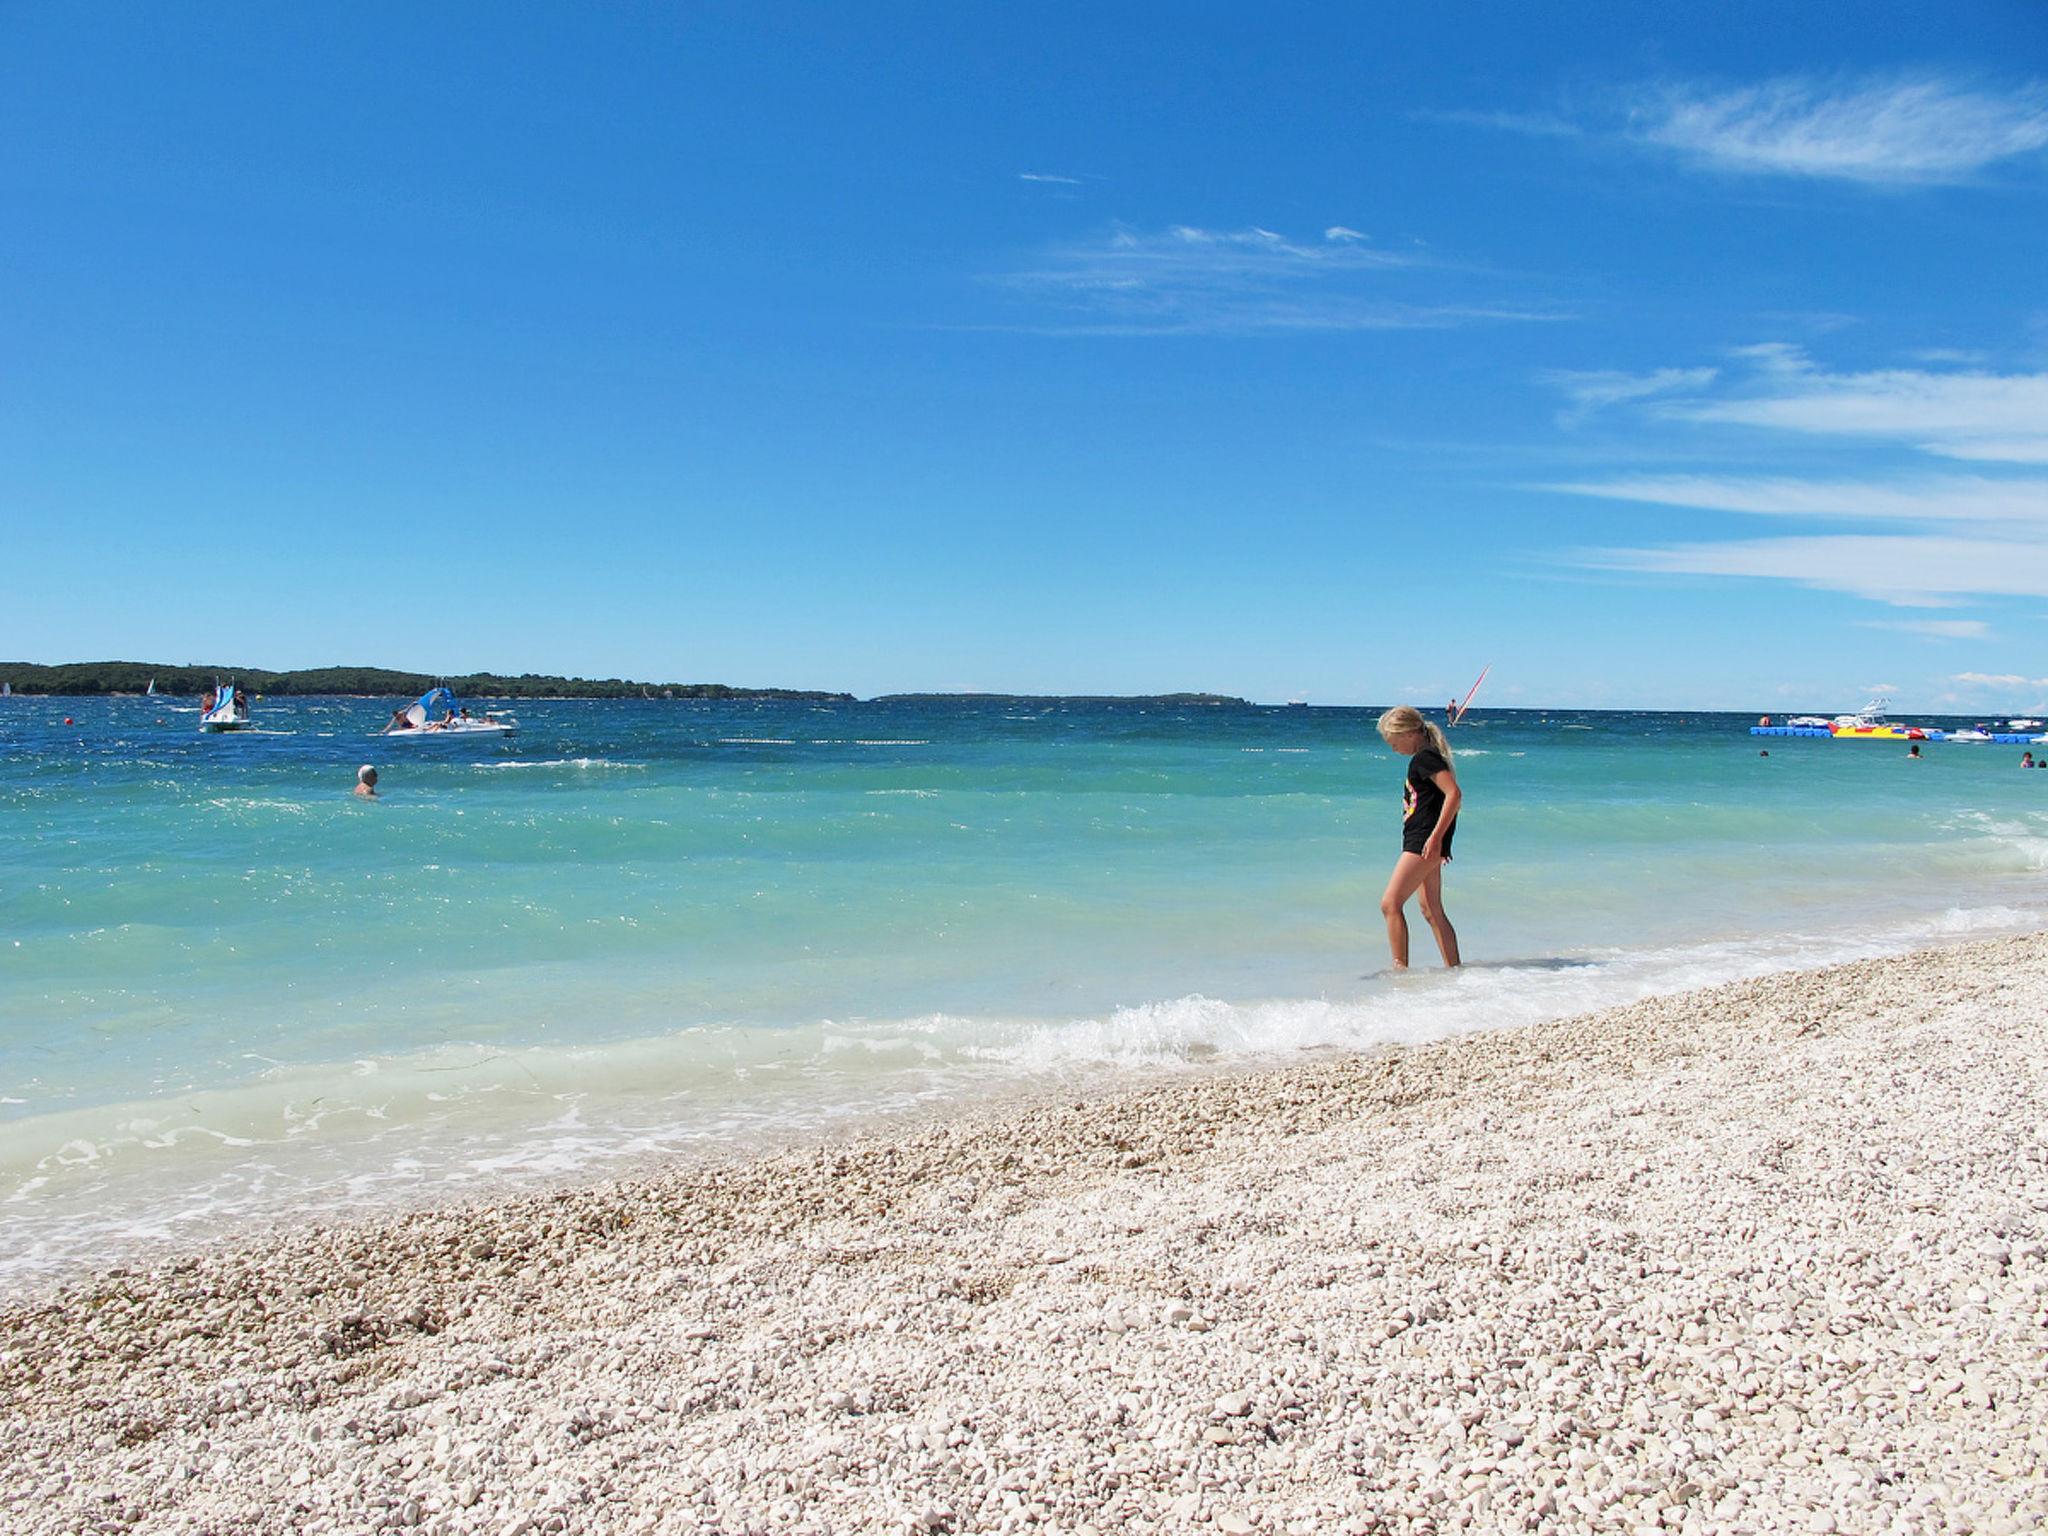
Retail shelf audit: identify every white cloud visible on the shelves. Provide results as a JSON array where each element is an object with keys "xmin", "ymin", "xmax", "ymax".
[
  {"xmin": 1540, "ymin": 342, "xmax": 2048, "ymax": 461},
  {"xmin": 1590, "ymin": 534, "xmax": 2048, "ymax": 606},
  {"xmin": 1541, "ymin": 367, "xmax": 1718, "ymax": 425},
  {"xmin": 1632, "ymin": 75, "xmax": 2048, "ymax": 184},
  {"xmin": 991, "ymin": 224, "xmax": 1566, "ymax": 337},
  {"xmin": 1860, "ymin": 619, "xmax": 1990, "ymax": 639},
  {"xmin": 1549, "ymin": 347, "xmax": 2048, "ymax": 608},
  {"xmin": 1671, "ymin": 347, "xmax": 2048, "ymax": 462},
  {"xmin": 1955, "ymin": 671, "xmax": 2048, "ymax": 688},
  {"xmin": 1019, "ymin": 172, "xmax": 1083, "ymax": 185},
  {"xmin": 1547, "ymin": 473, "xmax": 2048, "ymax": 524},
  {"xmin": 1323, "ymin": 226, "xmax": 1368, "ymax": 242}
]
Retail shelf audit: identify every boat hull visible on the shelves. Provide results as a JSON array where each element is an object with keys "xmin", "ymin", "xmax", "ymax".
[{"xmin": 380, "ymin": 723, "xmax": 517, "ymax": 739}]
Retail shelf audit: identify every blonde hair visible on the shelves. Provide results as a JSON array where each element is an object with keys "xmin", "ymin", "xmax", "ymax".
[{"xmin": 1376, "ymin": 705, "xmax": 1452, "ymax": 763}]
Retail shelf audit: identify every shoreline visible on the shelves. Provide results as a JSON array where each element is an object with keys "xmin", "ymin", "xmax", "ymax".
[
  {"xmin": 5, "ymin": 936, "xmax": 2047, "ymax": 1532},
  {"xmin": 9, "ymin": 912, "xmax": 2039, "ymax": 1299}
]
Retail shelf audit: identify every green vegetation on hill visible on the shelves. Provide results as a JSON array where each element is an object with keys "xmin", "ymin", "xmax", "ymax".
[{"xmin": 0, "ymin": 662, "xmax": 852, "ymax": 701}]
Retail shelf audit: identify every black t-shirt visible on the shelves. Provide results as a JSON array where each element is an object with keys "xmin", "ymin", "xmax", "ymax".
[{"xmin": 1404, "ymin": 748, "xmax": 1454, "ymax": 836}]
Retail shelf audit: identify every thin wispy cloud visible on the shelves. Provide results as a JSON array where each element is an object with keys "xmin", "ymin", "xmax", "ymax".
[
  {"xmin": 1547, "ymin": 473, "xmax": 2048, "ymax": 524},
  {"xmin": 1588, "ymin": 534, "xmax": 2048, "ymax": 606},
  {"xmin": 990, "ymin": 224, "xmax": 1565, "ymax": 337},
  {"xmin": 1669, "ymin": 347, "xmax": 2048, "ymax": 463},
  {"xmin": 1435, "ymin": 73, "xmax": 2048, "ymax": 187},
  {"xmin": 1861, "ymin": 618, "xmax": 1989, "ymax": 640},
  {"xmin": 1547, "ymin": 344, "xmax": 2048, "ymax": 608},
  {"xmin": 1542, "ymin": 367, "xmax": 1717, "ymax": 425},
  {"xmin": 1956, "ymin": 671, "xmax": 2048, "ymax": 688},
  {"xmin": 1542, "ymin": 343, "xmax": 2048, "ymax": 462},
  {"xmin": 1019, "ymin": 172, "xmax": 1084, "ymax": 185},
  {"xmin": 1632, "ymin": 75, "xmax": 2048, "ymax": 185}
]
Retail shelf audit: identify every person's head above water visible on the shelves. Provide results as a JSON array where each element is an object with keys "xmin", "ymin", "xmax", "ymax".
[{"xmin": 357, "ymin": 765, "xmax": 377, "ymax": 785}]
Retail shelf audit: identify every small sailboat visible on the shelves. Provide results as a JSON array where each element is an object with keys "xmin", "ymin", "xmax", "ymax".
[
  {"xmin": 145, "ymin": 677, "xmax": 157, "ymax": 696},
  {"xmin": 199, "ymin": 682, "xmax": 252, "ymax": 732},
  {"xmin": 1, "ymin": 681, "xmax": 10, "ymax": 698},
  {"xmin": 379, "ymin": 686, "xmax": 516, "ymax": 739}
]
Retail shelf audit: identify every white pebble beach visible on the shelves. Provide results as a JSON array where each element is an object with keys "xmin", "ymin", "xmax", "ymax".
[{"xmin": 4, "ymin": 934, "xmax": 2046, "ymax": 1535}]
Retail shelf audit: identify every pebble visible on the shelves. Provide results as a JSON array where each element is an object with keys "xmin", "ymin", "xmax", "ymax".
[{"xmin": 3, "ymin": 935, "xmax": 2046, "ymax": 1534}]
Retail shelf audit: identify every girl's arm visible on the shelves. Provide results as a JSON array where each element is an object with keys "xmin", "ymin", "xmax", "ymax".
[{"xmin": 1422, "ymin": 768, "xmax": 1461, "ymax": 857}]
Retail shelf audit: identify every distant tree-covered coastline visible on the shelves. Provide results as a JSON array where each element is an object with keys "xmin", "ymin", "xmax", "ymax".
[{"xmin": 0, "ymin": 662, "xmax": 853, "ymax": 701}]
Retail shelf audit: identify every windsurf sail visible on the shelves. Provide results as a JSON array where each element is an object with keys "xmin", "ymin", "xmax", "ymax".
[{"xmin": 1452, "ymin": 665, "xmax": 1491, "ymax": 725}]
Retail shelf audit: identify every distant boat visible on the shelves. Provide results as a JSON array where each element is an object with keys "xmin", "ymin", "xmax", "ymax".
[
  {"xmin": 199, "ymin": 682, "xmax": 252, "ymax": 732},
  {"xmin": 380, "ymin": 685, "xmax": 516, "ymax": 739},
  {"xmin": 145, "ymin": 677, "xmax": 157, "ymax": 696},
  {"xmin": 1, "ymin": 681, "xmax": 9, "ymax": 698},
  {"xmin": 2009, "ymin": 718, "xmax": 2043, "ymax": 731},
  {"xmin": 1827, "ymin": 698, "xmax": 1926, "ymax": 741}
]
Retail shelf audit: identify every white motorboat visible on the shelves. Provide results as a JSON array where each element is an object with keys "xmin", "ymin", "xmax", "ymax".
[
  {"xmin": 1832, "ymin": 697, "xmax": 1892, "ymax": 730},
  {"xmin": 199, "ymin": 682, "xmax": 252, "ymax": 732},
  {"xmin": 2009, "ymin": 718, "xmax": 2042, "ymax": 731},
  {"xmin": 1946, "ymin": 728, "xmax": 1994, "ymax": 743},
  {"xmin": 380, "ymin": 686, "xmax": 517, "ymax": 739}
]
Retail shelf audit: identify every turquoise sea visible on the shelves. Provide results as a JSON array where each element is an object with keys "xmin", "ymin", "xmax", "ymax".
[{"xmin": 5, "ymin": 695, "xmax": 2046, "ymax": 1286}]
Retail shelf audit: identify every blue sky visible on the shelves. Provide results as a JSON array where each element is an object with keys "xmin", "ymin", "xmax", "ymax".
[{"xmin": 5, "ymin": 1, "xmax": 2048, "ymax": 707}]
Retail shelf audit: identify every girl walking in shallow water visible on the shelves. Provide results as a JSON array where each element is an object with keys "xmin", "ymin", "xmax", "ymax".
[{"xmin": 1377, "ymin": 705, "xmax": 1462, "ymax": 969}]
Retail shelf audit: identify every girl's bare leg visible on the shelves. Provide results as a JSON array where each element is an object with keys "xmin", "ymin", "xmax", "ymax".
[
  {"xmin": 1379, "ymin": 853, "xmax": 1430, "ymax": 968},
  {"xmin": 1418, "ymin": 858, "xmax": 1460, "ymax": 968}
]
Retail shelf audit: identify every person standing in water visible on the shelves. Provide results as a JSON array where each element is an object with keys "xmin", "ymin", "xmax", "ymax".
[{"xmin": 1377, "ymin": 705, "xmax": 1462, "ymax": 969}]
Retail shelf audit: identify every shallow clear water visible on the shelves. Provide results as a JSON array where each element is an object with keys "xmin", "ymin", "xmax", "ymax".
[{"xmin": 4, "ymin": 695, "xmax": 2044, "ymax": 1285}]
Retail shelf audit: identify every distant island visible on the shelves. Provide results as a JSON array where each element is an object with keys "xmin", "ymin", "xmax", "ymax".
[
  {"xmin": 0, "ymin": 662, "xmax": 852, "ymax": 701},
  {"xmin": 0, "ymin": 665, "xmax": 1260, "ymax": 705}
]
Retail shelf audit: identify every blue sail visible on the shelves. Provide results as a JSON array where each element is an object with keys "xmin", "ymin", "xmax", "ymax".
[{"xmin": 401, "ymin": 686, "xmax": 459, "ymax": 728}]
